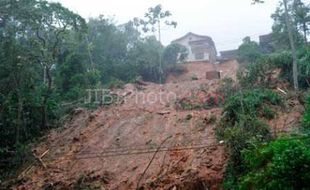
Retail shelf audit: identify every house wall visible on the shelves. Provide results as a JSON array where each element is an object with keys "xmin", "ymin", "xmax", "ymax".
[{"xmin": 174, "ymin": 34, "xmax": 216, "ymax": 63}]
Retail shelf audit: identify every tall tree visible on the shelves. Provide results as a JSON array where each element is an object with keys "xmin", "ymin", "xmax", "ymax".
[
  {"xmin": 292, "ymin": 0, "xmax": 310, "ymax": 43},
  {"xmin": 283, "ymin": 0, "xmax": 299, "ymax": 90},
  {"xmin": 27, "ymin": 1, "xmax": 86, "ymax": 128},
  {"xmin": 237, "ymin": 37, "xmax": 262, "ymax": 64},
  {"xmin": 139, "ymin": 4, "xmax": 177, "ymax": 83}
]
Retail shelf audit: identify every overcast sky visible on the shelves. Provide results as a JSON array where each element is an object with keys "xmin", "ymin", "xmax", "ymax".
[{"xmin": 51, "ymin": 0, "xmax": 280, "ymax": 51}]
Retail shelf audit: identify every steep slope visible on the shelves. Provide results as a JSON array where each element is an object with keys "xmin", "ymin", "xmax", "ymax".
[{"xmin": 16, "ymin": 61, "xmax": 238, "ymax": 189}]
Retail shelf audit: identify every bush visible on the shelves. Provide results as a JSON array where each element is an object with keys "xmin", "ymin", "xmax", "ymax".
[
  {"xmin": 218, "ymin": 88, "xmax": 283, "ymax": 188},
  {"xmin": 297, "ymin": 46, "xmax": 310, "ymax": 89},
  {"xmin": 238, "ymin": 56, "xmax": 277, "ymax": 88},
  {"xmin": 221, "ymin": 89, "xmax": 282, "ymax": 126},
  {"xmin": 239, "ymin": 47, "xmax": 310, "ymax": 90},
  {"xmin": 303, "ymin": 94, "xmax": 310, "ymax": 130},
  {"xmin": 237, "ymin": 37, "xmax": 262, "ymax": 64},
  {"xmin": 238, "ymin": 137, "xmax": 310, "ymax": 189},
  {"xmin": 218, "ymin": 77, "xmax": 238, "ymax": 98},
  {"xmin": 221, "ymin": 116, "xmax": 272, "ymax": 189},
  {"xmin": 163, "ymin": 43, "xmax": 188, "ymax": 65}
]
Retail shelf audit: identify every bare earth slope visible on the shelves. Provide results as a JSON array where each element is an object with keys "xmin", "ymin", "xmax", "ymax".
[{"xmin": 14, "ymin": 61, "xmax": 246, "ymax": 189}]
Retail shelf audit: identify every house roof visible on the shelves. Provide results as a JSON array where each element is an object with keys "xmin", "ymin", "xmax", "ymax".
[
  {"xmin": 259, "ymin": 34, "xmax": 273, "ymax": 44},
  {"xmin": 220, "ymin": 49, "xmax": 238, "ymax": 60},
  {"xmin": 172, "ymin": 32, "xmax": 217, "ymax": 53},
  {"xmin": 172, "ymin": 32, "xmax": 215, "ymax": 44}
]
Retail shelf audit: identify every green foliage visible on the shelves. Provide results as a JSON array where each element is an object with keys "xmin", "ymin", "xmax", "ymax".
[
  {"xmin": 163, "ymin": 43, "xmax": 188, "ymax": 65},
  {"xmin": 221, "ymin": 89, "xmax": 282, "ymax": 127},
  {"xmin": 237, "ymin": 37, "xmax": 262, "ymax": 64},
  {"xmin": 303, "ymin": 94, "xmax": 310, "ymax": 129},
  {"xmin": 220, "ymin": 115, "xmax": 272, "ymax": 189},
  {"xmin": 0, "ymin": 1, "xmax": 182, "ymax": 181},
  {"xmin": 238, "ymin": 137, "xmax": 310, "ymax": 189},
  {"xmin": 177, "ymin": 100, "xmax": 202, "ymax": 110},
  {"xmin": 218, "ymin": 89, "xmax": 283, "ymax": 188},
  {"xmin": 261, "ymin": 106, "xmax": 276, "ymax": 119},
  {"xmin": 107, "ymin": 78, "xmax": 125, "ymax": 89},
  {"xmin": 238, "ymin": 57, "xmax": 275, "ymax": 88},
  {"xmin": 0, "ymin": 0, "xmax": 86, "ymax": 181},
  {"xmin": 218, "ymin": 77, "xmax": 238, "ymax": 98},
  {"xmin": 271, "ymin": 0, "xmax": 306, "ymax": 50},
  {"xmin": 238, "ymin": 48, "xmax": 310, "ymax": 89},
  {"xmin": 138, "ymin": 4, "xmax": 177, "ymax": 34},
  {"xmin": 297, "ymin": 45, "xmax": 310, "ymax": 88}
]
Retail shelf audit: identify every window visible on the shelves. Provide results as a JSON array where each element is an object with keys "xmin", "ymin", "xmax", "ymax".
[
  {"xmin": 205, "ymin": 53, "xmax": 210, "ymax": 61},
  {"xmin": 195, "ymin": 52, "xmax": 204, "ymax": 60}
]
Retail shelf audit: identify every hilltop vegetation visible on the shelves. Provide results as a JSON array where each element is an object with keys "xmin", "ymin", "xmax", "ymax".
[
  {"xmin": 0, "ymin": 0, "xmax": 186, "ymax": 181},
  {"xmin": 219, "ymin": 0, "xmax": 310, "ymax": 188}
]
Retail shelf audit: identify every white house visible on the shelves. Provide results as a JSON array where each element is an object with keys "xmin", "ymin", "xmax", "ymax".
[{"xmin": 172, "ymin": 32, "xmax": 217, "ymax": 63}]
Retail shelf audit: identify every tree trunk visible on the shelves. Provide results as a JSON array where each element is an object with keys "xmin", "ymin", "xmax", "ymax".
[
  {"xmin": 16, "ymin": 92, "xmax": 23, "ymax": 144},
  {"xmin": 283, "ymin": 0, "xmax": 299, "ymax": 91},
  {"xmin": 41, "ymin": 66, "xmax": 52, "ymax": 129},
  {"xmin": 302, "ymin": 22, "xmax": 308, "ymax": 43},
  {"xmin": 158, "ymin": 20, "xmax": 163, "ymax": 84}
]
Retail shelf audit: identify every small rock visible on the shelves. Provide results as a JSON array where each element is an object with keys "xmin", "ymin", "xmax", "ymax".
[
  {"xmin": 185, "ymin": 114, "xmax": 192, "ymax": 120},
  {"xmin": 72, "ymin": 137, "xmax": 79, "ymax": 142},
  {"xmin": 157, "ymin": 110, "xmax": 170, "ymax": 115}
]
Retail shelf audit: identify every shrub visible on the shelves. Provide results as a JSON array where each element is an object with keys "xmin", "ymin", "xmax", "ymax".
[
  {"xmin": 218, "ymin": 77, "xmax": 238, "ymax": 98},
  {"xmin": 239, "ymin": 47, "xmax": 310, "ymax": 90},
  {"xmin": 261, "ymin": 106, "xmax": 276, "ymax": 120},
  {"xmin": 221, "ymin": 117, "xmax": 272, "ymax": 189},
  {"xmin": 297, "ymin": 46, "xmax": 310, "ymax": 89},
  {"xmin": 218, "ymin": 88, "xmax": 283, "ymax": 188},
  {"xmin": 237, "ymin": 37, "xmax": 262, "ymax": 64},
  {"xmin": 107, "ymin": 78, "xmax": 125, "ymax": 89},
  {"xmin": 303, "ymin": 94, "xmax": 310, "ymax": 130},
  {"xmin": 221, "ymin": 89, "xmax": 282, "ymax": 126},
  {"xmin": 191, "ymin": 74, "xmax": 198, "ymax": 80},
  {"xmin": 238, "ymin": 57, "xmax": 277, "ymax": 88},
  {"xmin": 238, "ymin": 137, "xmax": 310, "ymax": 189},
  {"xmin": 163, "ymin": 43, "xmax": 188, "ymax": 65}
]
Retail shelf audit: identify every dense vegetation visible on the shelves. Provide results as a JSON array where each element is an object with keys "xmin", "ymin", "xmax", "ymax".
[
  {"xmin": 221, "ymin": 0, "xmax": 310, "ymax": 188},
  {"xmin": 0, "ymin": 0, "xmax": 186, "ymax": 181},
  {"xmin": 1, "ymin": 0, "xmax": 310, "ymax": 188}
]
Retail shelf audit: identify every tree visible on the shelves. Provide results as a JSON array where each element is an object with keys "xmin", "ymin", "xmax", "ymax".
[
  {"xmin": 237, "ymin": 37, "xmax": 262, "ymax": 64},
  {"xmin": 269, "ymin": 0, "xmax": 304, "ymax": 90},
  {"xmin": 28, "ymin": 1, "xmax": 86, "ymax": 128},
  {"xmin": 0, "ymin": 0, "xmax": 87, "ymax": 180},
  {"xmin": 271, "ymin": 1, "xmax": 304, "ymax": 50},
  {"xmin": 163, "ymin": 43, "xmax": 188, "ymax": 65},
  {"xmin": 283, "ymin": 0, "xmax": 299, "ymax": 90},
  {"xmin": 139, "ymin": 4, "xmax": 177, "ymax": 83},
  {"xmin": 292, "ymin": 0, "xmax": 310, "ymax": 43}
]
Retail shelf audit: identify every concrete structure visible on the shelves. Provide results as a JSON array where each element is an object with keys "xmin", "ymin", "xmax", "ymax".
[
  {"xmin": 172, "ymin": 32, "xmax": 217, "ymax": 63},
  {"xmin": 259, "ymin": 34, "xmax": 274, "ymax": 53},
  {"xmin": 220, "ymin": 49, "xmax": 238, "ymax": 60}
]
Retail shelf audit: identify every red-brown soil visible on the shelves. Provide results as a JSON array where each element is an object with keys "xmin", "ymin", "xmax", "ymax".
[{"xmin": 13, "ymin": 60, "xmax": 303, "ymax": 190}]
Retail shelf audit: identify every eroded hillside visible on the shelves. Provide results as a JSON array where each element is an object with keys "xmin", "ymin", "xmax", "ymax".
[{"xmin": 13, "ymin": 60, "xmax": 303, "ymax": 190}]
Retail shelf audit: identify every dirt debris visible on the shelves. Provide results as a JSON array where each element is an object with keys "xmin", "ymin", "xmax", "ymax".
[{"xmin": 11, "ymin": 60, "xmax": 303, "ymax": 190}]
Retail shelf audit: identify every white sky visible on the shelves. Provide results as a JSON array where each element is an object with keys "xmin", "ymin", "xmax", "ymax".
[{"xmin": 51, "ymin": 0, "xmax": 281, "ymax": 51}]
